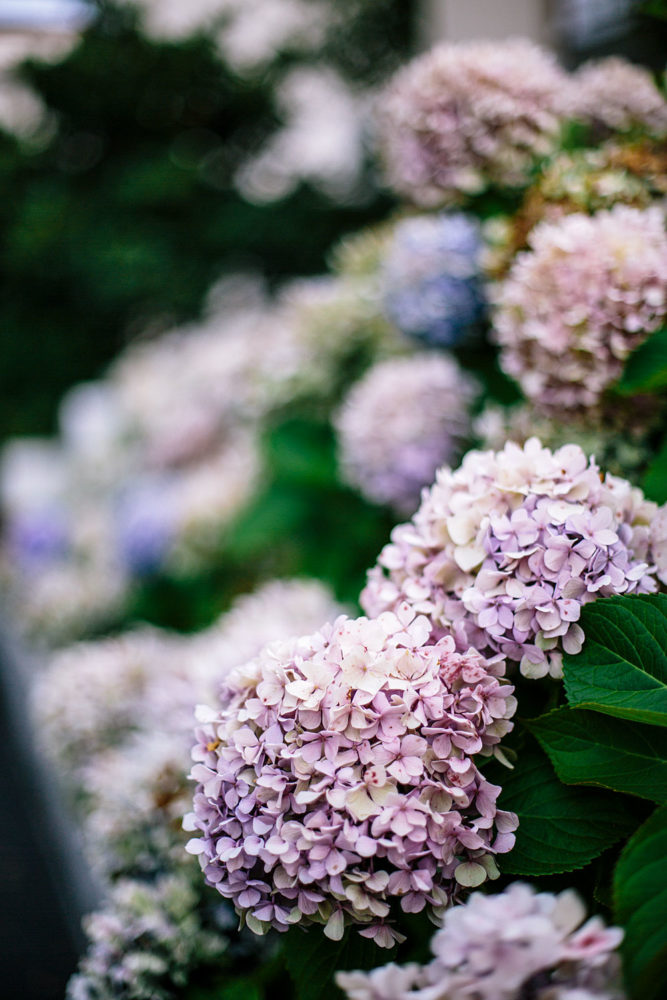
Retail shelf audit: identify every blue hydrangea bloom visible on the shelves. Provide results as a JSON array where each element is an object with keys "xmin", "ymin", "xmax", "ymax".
[
  {"xmin": 115, "ymin": 481, "xmax": 174, "ymax": 576},
  {"xmin": 382, "ymin": 213, "xmax": 486, "ymax": 347}
]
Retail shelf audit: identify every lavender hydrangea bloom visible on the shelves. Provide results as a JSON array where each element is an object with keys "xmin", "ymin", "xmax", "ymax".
[
  {"xmin": 382, "ymin": 214, "xmax": 485, "ymax": 347},
  {"xmin": 336, "ymin": 882, "xmax": 625, "ymax": 1000},
  {"xmin": 362, "ymin": 439, "xmax": 665, "ymax": 679},
  {"xmin": 186, "ymin": 610, "xmax": 517, "ymax": 946},
  {"xmin": 379, "ymin": 40, "xmax": 568, "ymax": 206},
  {"xmin": 6, "ymin": 506, "xmax": 70, "ymax": 570},
  {"xmin": 571, "ymin": 56, "xmax": 667, "ymax": 138},
  {"xmin": 335, "ymin": 353, "xmax": 478, "ymax": 514},
  {"xmin": 493, "ymin": 205, "xmax": 667, "ymax": 414}
]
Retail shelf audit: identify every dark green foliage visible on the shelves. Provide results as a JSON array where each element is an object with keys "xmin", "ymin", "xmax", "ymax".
[
  {"xmin": 562, "ymin": 594, "xmax": 667, "ymax": 727},
  {"xmin": 530, "ymin": 707, "xmax": 667, "ymax": 802},
  {"xmin": 284, "ymin": 927, "xmax": 384, "ymax": 1000},
  {"xmin": 614, "ymin": 803, "xmax": 667, "ymax": 1000},
  {"xmin": 616, "ymin": 326, "xmax": 667, "ymax": 396},
  {"xmin": 643, "ymin": 435, "xmax": 667, "ymax": 502},
  {"xmin": 493, "ymin": 741, "xmax": 637, "ymax": 876}
]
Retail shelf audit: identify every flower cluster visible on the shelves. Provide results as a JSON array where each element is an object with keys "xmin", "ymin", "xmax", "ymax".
[
  {"xmin": 482, "ymin": 141, "xmax": 667, "ymax": 279},
  {"xmin": 493, "ymin": 205, "xmax": 667, "ymax": 414},
  {"xmin": 379, "ymin": 39, "xmax": 568, "ymax": 206},
  {"xmin": 236, "ymin": 66, "xmax": 370, "ymax": 203},
  {"xmin": 186, "ymin": 610, "xmax": 517, "ymax": 946},
  {"xmin": 277, "ymin": 272, "xmax": 402, "ymax": 379},
  {"xmin": 118, "ymin": 0, "xmax": 329, "ymax": 71},
  {"xmin": 35, "ymin": 578, "xmax": 342, "ymax": 880},
  {"xmin": 474, "ymin": 398, "xmax": 665, "ymax": 484},
  {"xmin": 362, "ymin": 439, "xmax": 665, "ymax": 679},
  {"xmin": 571, "ymin": 56, "xmax": 667, "ymax": 138},
  {"xmin": 381, "ymin": 213, "xmax": 486, "ymax": 347},
  {"xmin": 66, "ymin": 873, "xmax": 229, "ymax": 1000},
  {"xmin": 337, "ymin": 882, "xmax": 625, "ymax": 1000},
  {"xmin": 33, "ymin": 628, "xmax": 186, "ymax": 777},
  {"xmin": 1, "ymin": 274, "xmax": 361, "ymax": 640},
  {"xmin": 335, "ymin": 354, "xmax": 478, "ymax": 513}
]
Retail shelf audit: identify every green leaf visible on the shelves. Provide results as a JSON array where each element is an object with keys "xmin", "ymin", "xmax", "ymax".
[
  {"xmin": 530, "ymin": 708, "xmax": 667, "ymax": 802},
  {"xmin": 563, "ymin": 595, "xmax": 667, "ymax": 727},
  {"xmin": 218, "ymin": 981, "xmax": 262, "ymax": 1000},
  {"xmin": 616, "ymin": 326, "xmax": 667, "ymax": 395},
  {"xmin": 284, "ymin": 928, "xmax": 384, "ymax": 1000},
  {"xmin": 614, "ymin": 803, "xmax": 667, "ymax": 1000},
  {"xmin": 643, "ymin": 436, "xmax": 667, "ymax": 504},
  {"xmin": 496, "ymin": 743, "xmax": 637, "ymax": 876}
]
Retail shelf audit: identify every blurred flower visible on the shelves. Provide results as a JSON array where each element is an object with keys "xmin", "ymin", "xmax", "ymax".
[
  {"xmin": 35, "ymin": 577, "xmax": 341, "ymax": 874},
  {"xmin": 381, "ymin": 213, "xmax": 486, "ymax": 346},
  {"xmin": 493, "ymin": 205, "xmax": 667, "ymax": 414},
  {"xmin": 482, "ymin": 140, "xmax": 667, "ymax": 279},
  {"xmin": 335, "ymin": 353, "xmax": 478, "ymax": 513},
  {"xmin": 571, "ymin": 56, "xmax": 667, "ymax": 138},
  {"xmin": 114, "ymin": 477, "xmax": 177, "ymax": 576},
  {"xmin": 33, "ymin": 628, "xmax": 184, "ymax": 776},
  {"xmin": 474, "ymin": 398, "xmax": 665, "ymax": 485},
  {"xmin": 236, "ymin": 66, "xmax": 369, "ymax": 202},
  {"xmin": 277, "ymin": 272, "xmax": 402, "ymax": 380},
  {"xmin": 0, "ymin": 29, "xmax": 79, "ymax": 138},
  {"xmin": 66, "ymin": 873, "xmax": 229, "ymax": 1000},
  {"xmin": 362, "ymin": 439, "xmax": 664, "ymax": 679},
  {"xmin": 186, "ymin": 610, "xmax": 517, "ymax": 944},
  {"xmin": 336, "ymin": 882, "xmax": 625, "ymax": 1000},
  {"xmin": 379, "ymin": 39, "xmax": 568, "ymax": 206}
]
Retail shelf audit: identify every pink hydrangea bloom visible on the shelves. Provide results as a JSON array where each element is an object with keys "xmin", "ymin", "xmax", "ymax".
[
  {"xmin": 493, "ymin": 205, "xmax": 667, "ymax": 414},
  {"xmin": 571, "ymin": 57, "xmax": 667, "ymax": 138},
  {"xmin": 185, "ymin": 611, "xmax": 517, "ymax": 944},
  {"xmin": 379, "ymin": 39, "xmax": 568, "ymax": 206},
  {"xmin": 362, "ymin": 439, "xmax": 664, "ymax": 679},
  {"xmin": 335, "ymin": 354, "xmax": 478, "ymax": 514},
  {"xmin": 336, "ymin": 882, "xmax": 625, "ymax": 1000}
]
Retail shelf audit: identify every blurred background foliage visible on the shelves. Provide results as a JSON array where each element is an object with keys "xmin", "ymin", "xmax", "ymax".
[{"xmin": 0, "ymin": 0, "xmax": 417, "ymax": 440}]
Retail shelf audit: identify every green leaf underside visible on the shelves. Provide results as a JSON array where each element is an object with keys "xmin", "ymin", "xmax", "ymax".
[
  {"xmin": 563, "ymin": 595, "xmax": 667, "ymax": 727},
  {"xmin": 616, "ymin": 326, "xmax": 667, "ymax": 395},
  {"xmin": 284, "ymin": 927, "xmax": 383, "ymax": 1000},
  {"xmin": 529, "ymin": 708, "xmax": 667, "ymax": 803},
  {"xmin": 496, "ymin": 746, "xmax": 637, "ymax": 876},
  {"xmin": 614, "ymin": 803, "xmax": 667, "ymax": 1000}
]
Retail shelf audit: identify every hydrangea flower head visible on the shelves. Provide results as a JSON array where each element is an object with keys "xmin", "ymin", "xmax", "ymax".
[
  {"xmin": 186, "ymin": 611, "xmax": 517, "ymax": 945},
  {"xmin": 381, "ymin": 213, "xmax": 486, "ymax": 347},
  {"xmin": 335, "ymin": 353, "xmax": 478, "ymax": 513},
  {"xmin": 493, "ymin": 205, "xmax": 667, "ymax": 414},
  {"xmin": 66, "ymin": 873, "xmax": 229, "ymax": 1000},
  {"xmin": 362, "ymin": 439, "xmax": 664, "ymax": 679},
  {"xmin": 483, "ymin": 142, "xmax": 667, "ymax": 280},
  {"xmin": 379, "ymin": 39, "xmax": 568, "ymax": 206},
  {"xmin": 337, "ymin": 882, "xmax": 625, "ymax": 1000},
  {"xmin": 571, "ymin": 56, "xmax": 667, "ymax": 138}
]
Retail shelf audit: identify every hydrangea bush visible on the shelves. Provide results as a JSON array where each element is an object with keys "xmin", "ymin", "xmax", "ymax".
[{"xmin": 4, "ymin": 31, "xmax": 667, "ymax": 1000}]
